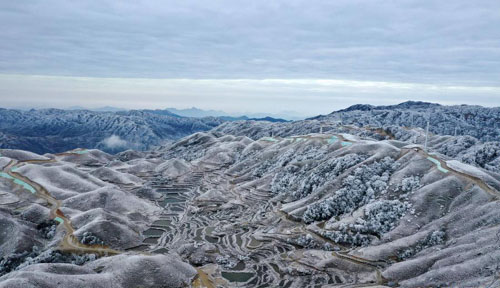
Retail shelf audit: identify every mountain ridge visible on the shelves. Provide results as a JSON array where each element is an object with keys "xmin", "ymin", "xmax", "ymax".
[{"xmin": 0, "ymin": 108, "xmax": 288, "ymax": 154}]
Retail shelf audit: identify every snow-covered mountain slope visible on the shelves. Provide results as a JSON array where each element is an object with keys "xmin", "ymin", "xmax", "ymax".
[
  {"xmin": 213, "ymin": 105, "xmax": 500, "ymax": 174},
  {"xmin": 214, "ymin": 101, "xmax": 500, "ymax": 142},
  {"xmin": 0, "ymin": 108, "xmax": 224, "ymax": 154},
  {"xmin": 315, "ymin": 101, "xmax": 500, "ymax": 142},
  {"xmin": 1, "ymin": 113, "xmax": 500, "ymax": 287},
  {"xmin": 160, "ymin": 131, "xmax": 500, "ymax": 287},
  {"xmin": 0, "ymin": 148, "xmax": 196, "ymax": 287}
]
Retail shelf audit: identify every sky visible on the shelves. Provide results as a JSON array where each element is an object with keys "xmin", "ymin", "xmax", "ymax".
[{"xmin": 0, "ymin": 0, "xmax": 499, "ymax": 117}]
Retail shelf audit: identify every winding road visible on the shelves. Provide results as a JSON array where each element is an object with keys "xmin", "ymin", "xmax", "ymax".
[
  {"xmin": 1, "ymin": 156, "xmax": 120, "ymax": 256},
  {"xmin": 407, "ymin": 147, "xmax": 500, "ymax": 200}
]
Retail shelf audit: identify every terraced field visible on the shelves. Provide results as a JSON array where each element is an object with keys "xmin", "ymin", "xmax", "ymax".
[
  {"xmin": 1, "ymin": 128, "xmax": 500, "ymax": 287},
  {"xmin": 122, "ymin": 131, "xmax": 500, "ymax": 287}
]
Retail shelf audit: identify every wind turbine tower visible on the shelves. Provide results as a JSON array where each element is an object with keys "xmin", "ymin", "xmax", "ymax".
[{"xmin": 424, "ymin": 114, "xmax": 430, "ymax": 151}]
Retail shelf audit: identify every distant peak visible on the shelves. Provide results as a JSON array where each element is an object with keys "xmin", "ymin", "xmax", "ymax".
[
  {"xmin": 334, "ymin": 101, "xmax": 440, "ymax": 114},
  {"xmin": 391, "ymin": 101, "xmax": 440, "ymax": 109},
  {"xmin": 337, "ymin": 104, "xmax": 374, "ymax": 112}
]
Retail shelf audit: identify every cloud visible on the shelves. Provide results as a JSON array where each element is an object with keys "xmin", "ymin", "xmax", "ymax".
[
  {"xmin": 102, "ymin": 135, "xmax": 128, "ymax": 149},
  {"xmin": 0, "ymin": 75, "xmax": 498, "ymax": 116},
  {"xmin": 0, "ymin": 1, "xmax": 499, "ymax": 86},
  {"xmin": 0, "ymin": 1, "xmax": 499, "ymax": 113}
]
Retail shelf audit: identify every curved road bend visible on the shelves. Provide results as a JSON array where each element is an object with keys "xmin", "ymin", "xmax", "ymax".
[
  {"xmin": 3, "ymin": 159, "xmax": 120, "ymax": 256},
  {"xmin": 407, "ymin": 147, "xmax": 500, "ymax": 200}
]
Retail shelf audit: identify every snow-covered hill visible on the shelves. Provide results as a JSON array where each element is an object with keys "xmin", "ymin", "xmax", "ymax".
[
  {"xmin": 316, "ymin": 101, "xmax": 500, "ymax": 142},
  {"xmin": 213, "ymin": 102, "xmax": 500, "ymax": 174},
  {"xmin": 1, "ymin": 126, "xmax": 500, "ymax": 287},
  {"xmin": 1, "ymin": 102, "xmax": 500, "ymax": 287},
  {"xmin": 0, "ymin": 108, "xmax": 224, "ymax": 154}
]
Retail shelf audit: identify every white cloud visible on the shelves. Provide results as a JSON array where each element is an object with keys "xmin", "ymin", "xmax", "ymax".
[
  {"xmin": 0, "ymin": 74, "xmax": 498, "ymax": 116},
  {"xmin": 102, "ymin": 135, "xmax": 128, "ymax": 149},
  {"xmin": 0, "ymin": 1, "xmax": 499, "ymax": 86}
]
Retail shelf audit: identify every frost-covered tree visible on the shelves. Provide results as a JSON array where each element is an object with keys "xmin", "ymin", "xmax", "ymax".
[
  {"xmin": 321, "ymin": 229, "xmax": 372, "ymax": 246},
  {"xmin": 253, "ymin": 145, "xmax": 326, "ymax": 178},
  {"xmin": 303, "ymin": 157, "xmax": 398, "ymax": 223},
  {"xmin": 252, "ymin": 158, "xmax": 276, "ymax": 178},
  {"xmin": 295, "ymin": 154, "xmax": 367, "ymax": 200},
  {"xmin": 359, "ymin": 200, "xmax": 409, "ymax": 235},
  {"xmin": 436, "ymin": 136, "xmax": 479, "ymax": 157},
  {"xmin": 398, "ymin": 230, "xmax": 446, "ymax": 260},
  {"xmin": 460, "ymin": 142, "xmax": 500, "ymax": 173},
  {"xmin": 78, "ymin": 231, "xmax": 105, "ymax": 246},
  {"xmin": 271, "ymin": 165, "xmax": 299, "ymax": 196},
  {"xmin": 321, "ymin": 200, "xmax": 409, "ymax": 246},
  {"xmin": 36, "ymin": 220, "xmax": 58, "ymax": 239},
  {"xmin": 0, "ymin": 246, "xmax": 97, "ymax": 276},
  {"xmin": 272, "ymin": 153, "xmax": 367, "ymax": 200},
  {"xmin": 398, "ymin": 176, "xmax": 421, "ymax": 194}
]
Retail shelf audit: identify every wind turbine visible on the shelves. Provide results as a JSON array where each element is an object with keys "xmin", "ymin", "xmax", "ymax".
[{"xmin": 424, "ymin": 112, "xmax": 430, "ymax": 151}]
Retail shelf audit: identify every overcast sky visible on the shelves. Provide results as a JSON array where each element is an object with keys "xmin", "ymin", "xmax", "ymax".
[{"xmin": 1, "ymin": 0, "xmax": 499, "ymax": 116}]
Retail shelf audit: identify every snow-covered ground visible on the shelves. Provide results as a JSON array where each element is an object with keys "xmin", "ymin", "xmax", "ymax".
[{"xmin": 1, "ymin": 123, "xmax": 500, "ymax": 287}]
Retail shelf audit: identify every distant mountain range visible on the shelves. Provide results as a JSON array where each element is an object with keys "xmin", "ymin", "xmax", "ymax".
[
  {"xmin": 0, "ymin": 108, "xmax": 224, "ymax": 154},
  {"xmin": 2, "ymin": 101, "xmax": 499, "ymax": 155},
  {"xmin": 0, "ymin": 108, "xmax": 287, "ymax": 154},
  {"xmin": 67, "ymin": 106, "xmax": 127, "ymax": 112},
  {"xmin": 164, "ymin": 107, "xmax": 305, "ymax": 121},
  {"xmin": 145, "ymin": 108, "xmax": 289, "ymax": 122},
  {"xmin": 63, "ymin": 106, "xmax": 304, "ymax": 120},
  {"xmin": 164, "ymin": 107, "xmax": 229, "ymax": 118}
]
